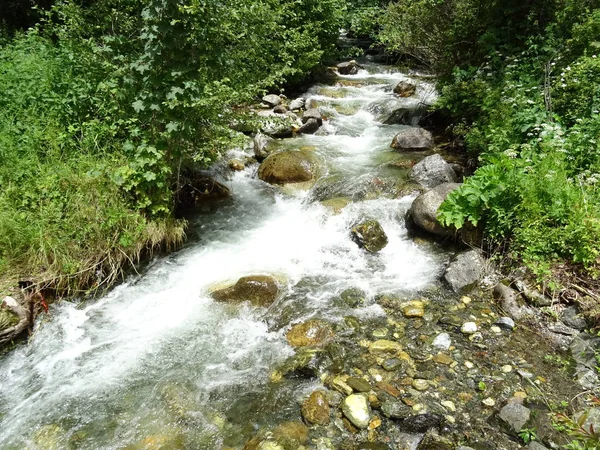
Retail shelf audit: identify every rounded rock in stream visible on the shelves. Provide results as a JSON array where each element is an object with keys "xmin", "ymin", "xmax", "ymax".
[
  {"xmin": 350, "ymin": 220, "xmax": 388, "ymax": 253},
  {"xmin": 393, "ymin": 80, "xmax": 417, "ymax": 97},
  {"xmin": 302, "ymin": 390, "xmax": 330, "ymax": 425},
  {"xmin": 390, "ymin": 127, "xmax": 433, "ymax": 151},
  {"xmin": 258, "ymin": 150, "xmax": 320, "ymax": 186},
  {"xmin": 410, "ymin": 154, "xmax": 458, "ymax": 189},
  {"xmin": 336, "ymin": 60, "xmax": 361, "ymax": 75},
  {"xmin": 409, "ymin": 183, "xmax": 462, "ymax": 237},
  {"xmin": 342, "ymin": 394, "xmax": 371, "ymax": 429},
  {"xmin": 286, "ymin": 319, "xmax": 334, "ymax": 347},
  {"xmin": 211, "ymin": 275, "xmax": 279, "ymax": 307}
]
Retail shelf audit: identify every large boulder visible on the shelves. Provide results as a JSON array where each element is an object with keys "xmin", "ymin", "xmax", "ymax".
[
  {"xmin": 286, "ymin": 319, "xmax": 334, "ymax": 347},
  {"xmin": 393, "ymin": 80, "xmax": 417, "ymax": 97},
  {"xmin": 350, "ymin": 220, "xmax": 388, "ymax": 253},
  {"xmin": 410, "ymin": 154, "xmax": 458, "ymax": 189},
  {"xmin": 302, "ymin": 108, "xmax": 323, "ymax": 126},
  {"xmin": 443, "ymin": 250, "xmax": 486, "ymax": 292},
  {"xmin": 391, "ymin": 127, "xmax": 434, "ymax": 151},
  {"xmin": 211, "ymin": 275, "xmax": 279, "ymax": 307},
  {"xmin": 409, "ymin": 183, "xmax": 461, "ymax": 237},
  {"xmin": 337, "ymin": 60, "xmax": 361, "ymax": 75},
  {"xmin": 289, "ymin": 98, "xmax": 305, "ymax": 111},
  {"xmin": 175, "ymin": 171, "xmax": 230, "ymax": 213},
  {"xmin": 258, "ymin": 150, "xmax": 320, "ymax": 186},
  {"xmin": 297, "ymin": 118, "xmax": 320, "ymax": 135}
]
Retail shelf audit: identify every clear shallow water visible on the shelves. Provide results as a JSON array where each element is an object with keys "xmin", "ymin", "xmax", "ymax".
[{"xmin": 0, "ymin": 61, "xmax": 445, "ymax": 449}]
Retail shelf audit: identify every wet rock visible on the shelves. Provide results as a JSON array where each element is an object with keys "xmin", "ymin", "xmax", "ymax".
[
  {"xmin": 410, "ymin": 154, "xmax": 458, "ymax": 189},
  {"xmin": 347, "ymin": 377, "xmax": 371, "ymax": 393},
  {"xmin": 351, "ymin": 220, "xmax": 388, "ymax": 253},
  {"xmin": 402, "ymin": 300, "xmax": 425, "ymax": 318},
  {"xmin": 368, "ymin": 339, "xmax": 402, "ymax": 355},
  {"xmin": 273, "ymin": 421, "xmax": 309, "ymax": 445},
  {"xmin": 228, "ymin": 159, "xmax": 245, "ymax": 171},
  {"xmin": 432, "ymin": 353, "xmax": 453, "ymax": 365},
  {"xmin": 263, "ymin": 94, "xmax": 282, "ymax": 107},
  {"xmin": 258, "ymin": 150, "xmax": 320, "ymax": 186},
  {"xmin": 403, "ymin": 413, "xmax": 443, "ymax": 433},
  {"xmin": 342, "ymin": 394, "xmax": 371, "ymax": 429},
  {"xmin": 381, "ymin": 400, "xmax": 411, "ymax": 419},
  {"xmin": 495, "ymin": 317, "xmax": 515, "ymax": 330},
  {"xmin": 276, "ymin": 347, "xmax": 326, "ymax": 379},
  {"xmin": 432, "ymin": 333, "xmax": 451, "ymax": 350},
  {"xmin": 175, "ymin": 171, "xmax": 230, "ymax": 212},
  {"xmin": 302, "ymin": 391, "xmax": 330, "ymax": 425},
  {"xmin": 254, "ymin": 132, "xmax": 276, "ymax": 162},
  {"xmin": 286, "ymin": 319, "xmax": 334, "ymax": 347},
  {"xmin": 412, "ymin": 379, "xmax": 430, "ymax": 391},
  {"xmin": 211, "ymin": 275, "xmax": 278, "ymax": 307},
  {"xmin": 443, "ymin": 250, "xmax": 486, "ymax": 292},
  {"xmin": 497, "ymin": 403, "xmax": 531, "ymax": 434},
  {"xmin": 391, "ymin": 127, "xmax": 433, "ymax": 151},
  {"xmin": 394, "ymin": 80, "xmax": 417, "ymax": 97},
  {"xmin": 382, "ymin": 358, "xmax": 402, "ymax": 371},
  {"xmin": 560, "ymin": 306, "xmax": 587, "ymax": 331},
  {"xmin": 259, "ymin": 111, "xmax": 298, "ymax": 138},
  {"xmin": 417, "ymin": 432, "xmax": 454, "ymax": 450},
  {"xmin": 337, "ymin": 60, "xmax": 361, "ymax": 75},
  {"xmin": 357, "ymin": 443, "xmax": 390, "ymax": 450},
  {"xmin": 460, "ymin": 322, "xmax": 478, "ymax": 334},
  {"xmin": 409, "ymin": 183, "xmax": 462, "ymax": 238},
  {"xmin": 320, "ymin": 197, "xmax": 351, "ymax": 214},
  {"xmin": 339, "ymin": 288, "xmax": 366, "ymax": 308},
  {"xmin": 302, "ymin": 108, "xmax": 323, "ymax": 125},
  {"xmin": 273, "ymin": 104, "xmax": 288, "ymax": 115},
  {"xmin": 289, "ymin": 98, "xmax": 305, "ymax": 111},
  {"xmin": 297, "ymin": 118, "xmax": 320, "ymax": 134}
]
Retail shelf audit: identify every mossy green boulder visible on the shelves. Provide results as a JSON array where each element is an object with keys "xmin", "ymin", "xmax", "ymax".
[
  {"xmin": 211, "ymin": 275, "xmax": 279, "ymax": 307},
  {"xmin": 350, "ymin": 220, "xmax": 388, "ymax": 252},
  {"xmin": 258, "ymin": 150, "xmax": 320, "ymax": 186}
]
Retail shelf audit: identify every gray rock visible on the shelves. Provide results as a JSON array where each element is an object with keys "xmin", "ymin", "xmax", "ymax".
[
  {"xmin": 560, "ymin": 306, "xmax": 587, "ymax": 330},
  {"xmin": 432, "ymin": 333, "xmax": 451, "ymax": 350},
  {"xmin": 341, "ymin": 394, "xmax": 371, "ymax": 429},
  {"xmin": 289, "ymin": 98, "xmax": 305, "ymax": 111},
  {"xmin": 411, "ymin": 154, "xmax": 458, "ymax": 189},
  {"xmin": 574, "ymin": 408, "xmax": 600, "ymax": 434},
  {"xmin": 495, "ymin": 317, "xmax": 515, "ymax": 330},
  {"xmin": 253, "ymin": 132, "xmax": 276, "ymax": 162},
  {"xmin": 457, "ymin": 447, "xmax": 476, "ymax": 450},
  {"xmin": 297, "ymin": 118, "xmax": 320, "ymax": 135},
  {"xmin": 409, "ymin": 183, "xmax": 462, "ymax": 237},
  {"xmin": 340, "ymin": 288, "xmax": 366, "ymax": 308},
  {"xmin": 498, "ymin": 403, "xmax": 531, "ymax": 433},
  {"xmin": 493, "ymin": 283, "xmax": 533, "ymax": 320},
  {"xmin": 262, "ymin": 94, "xmax": 281, "ymax": 107},
  {"xmin": 258, "ymin": 150, "xmax": 320, "ymax": 186},
  {"xmin": 443, "ymin": 249, "xmax": 486, "ymax": 292},
  {"xmin": 337, "ymin": 60, "xmax": 361, "ymax": 75},
  {"xmin": 381, "ymin": 401, "xmax": 410, "ymax": 419},
  {"xmin": 570, "ymin": 333, "xmax": 600, "ymax": 389},
  {"xmin": 391, "ymin": 127, "xmax": 433, "ymax": 151},
  {"xmin": 273, "ymin": 104, "xmax": 287, "ymax": 114},
  {"xmin": 302, "ymin": 108, "xmax": 323, "ymax": 125}
]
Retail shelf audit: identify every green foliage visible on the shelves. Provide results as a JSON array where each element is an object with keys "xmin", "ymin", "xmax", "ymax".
[
  {"xmin": 0, "ymin": 0, "xmax": 346, "ymax": 292},
  {"xmin": 518, "ymin": 427, "xmax": 538, "ymax": 444},
  {"xmin": 552, "ymin": 404, "xmax": 600, "ymax": 450}
]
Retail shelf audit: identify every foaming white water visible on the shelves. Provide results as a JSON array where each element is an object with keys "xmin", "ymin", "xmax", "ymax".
[{"xmin": 0, "ymin": 61, "xmax": 442, "ymax": 449}]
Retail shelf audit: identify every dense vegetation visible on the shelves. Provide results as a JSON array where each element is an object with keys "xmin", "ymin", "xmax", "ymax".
[
  {"xmin": 378, "ymin": 0, "xmax": 600, "ymax": 288},
  {"xmin": 0, "ymin": 0, "xmax": 346, "ymax": 293}
]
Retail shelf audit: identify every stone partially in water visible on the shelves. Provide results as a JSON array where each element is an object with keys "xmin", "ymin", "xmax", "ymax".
[
  {"xmin": 258, "ymin": 150, "xmax": 320, "ymax": 186},
  {"xmin": 339, "ymin": 287, "xmax": 366, "ymax": 308},
  {"xmin": 211, "ymin": 275, "xmax": 279, "ymax": 307},
  {"xmin": 443, "ymin": 250, "xmax": 486, "ymax": 293},
  {"xmin": 351, "ymin": 220, "xmax": 388, "ymax": 253},
  {"xmin": 337, "ymin": 60, "xmax": 361, "ymax": 75},
  {"xmin": 410, "ymin": 154, "xmax": 457, "ymax": 189},
  {"xmin": 409, "ymin": 183, "xmax": 462, "ymax": 238},
  {"xmin": 381, "ymin": 400, "xmax": 411, "ymax": 419},
  {"xmin": 342, "ymin": 394, "xmax": 371, "ymax": 429},
  {"xmin": 302, "ymin": 391, "xmax": 330, "ymax": 425},
  {"xmin": 390, "ymin": 127, "xmax": 433, "ymax": 151},
  {"xmin": 286, "ymin": 320, "xmax": 334, "ymax": 347},
  {"xmin": 393, "ymin": 80, "xmax": 417, "ymax": 98},
  {"xmin": 402, "ymin": 300, "xmax": 425, "ymax": 318},
  {"xmin": 320, "ymin": 197, "xmax": 351, "ymax": 215},
  {"xmin": 347, "ymin": 377, "xmax": 371, "ymax": 393},
  {"xmin": 0, "ymin": 308, "xmax": 19, "ymax": 331},
  {"xmin": 368, "ymin": 340, "xmax": 402, "ymax": 355}
]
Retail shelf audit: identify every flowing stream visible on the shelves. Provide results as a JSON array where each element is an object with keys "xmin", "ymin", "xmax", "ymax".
[{"xmin": 0, "ymin": 60, "xmax": 450, "ymax": 449}]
